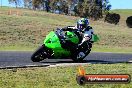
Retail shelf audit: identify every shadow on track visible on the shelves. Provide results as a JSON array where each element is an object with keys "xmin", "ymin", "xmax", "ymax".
[{"xmin": 40, "ymin": 59, "xmax": 128, "ymax": 64}]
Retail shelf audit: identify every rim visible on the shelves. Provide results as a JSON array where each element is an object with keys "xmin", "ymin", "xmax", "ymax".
[{"xmin": 77, "ymin": 52, "xmax": 85, "ymax": 60}]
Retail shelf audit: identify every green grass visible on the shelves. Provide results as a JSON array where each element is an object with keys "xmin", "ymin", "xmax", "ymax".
[
  {"xmin": 111, "ymin": 9, "xmax": 132, "ymax": 16},
  {"xmin": 0, "ymin": 45, "xmax": 36, "ymax": 51},
  {"xmin": 0, "ymin": 64, "xmax": 132, "ymax": 88},
  {"xmin": 0, "ymin": 8, "xmax": 132, "ymax": 53},
  {"xmin": 92, "ymin": 45, "xmax": 132, "ymax": 53}
]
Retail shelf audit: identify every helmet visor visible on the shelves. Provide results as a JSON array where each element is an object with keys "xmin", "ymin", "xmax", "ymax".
[{"xmin": 77, "ymin": 24, "xmax": 86, "ymax": 30}]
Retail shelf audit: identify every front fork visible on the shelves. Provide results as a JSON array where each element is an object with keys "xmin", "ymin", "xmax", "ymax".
[{"xmin": 42, "ymin": 44, "xmax": 54, "ymax": 58}]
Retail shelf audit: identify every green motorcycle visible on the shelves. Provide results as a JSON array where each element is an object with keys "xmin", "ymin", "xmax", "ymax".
[{"xmin": 31, "ymin": 28, "xmax": 99, "ymax": 62}]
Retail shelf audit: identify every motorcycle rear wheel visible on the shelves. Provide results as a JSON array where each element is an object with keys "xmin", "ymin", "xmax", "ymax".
[{"xmin": 72, "ymin": 49, "xmax": 91, "ymax": 62}]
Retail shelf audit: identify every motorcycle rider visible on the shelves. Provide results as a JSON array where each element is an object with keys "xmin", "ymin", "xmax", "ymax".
[
  {"xmin": 61, "ymin": 18, "xmax": 94, "ymax": 49},
  {"xmin": 59, "ymin": 18, "xmax": 94, "ymax": 58}
]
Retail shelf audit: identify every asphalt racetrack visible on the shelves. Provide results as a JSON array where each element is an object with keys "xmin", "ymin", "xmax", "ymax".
[{"xmin": 0, "ymin": 51, "xmax": 132, "ymax": 68}]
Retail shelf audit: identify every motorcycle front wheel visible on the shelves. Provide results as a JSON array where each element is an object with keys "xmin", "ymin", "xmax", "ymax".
[{"xmin": 31, "ymin": 45, "xmax": 47, "ymax": 62}]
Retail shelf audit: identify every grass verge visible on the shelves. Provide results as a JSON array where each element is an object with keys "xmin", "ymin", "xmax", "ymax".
[
  {"xmin": 0, "ymin": 45, "xmax": 132, "ymax": 54},
  {"xmin": 0, "ymin": 64, "xmax": 131, "ymax": 88},
  {"xmin": 0, "ymin": 45, "xmax": 37, "ymax": 51},
  {"xmin": 92, "ymin": 45, "xmax": 132, "ymax": 53}
]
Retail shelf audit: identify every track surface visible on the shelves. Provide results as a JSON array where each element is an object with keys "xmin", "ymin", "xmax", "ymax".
[{"xmin": 0, "ymin": 51, "xmax": 132, "ymax": 68}]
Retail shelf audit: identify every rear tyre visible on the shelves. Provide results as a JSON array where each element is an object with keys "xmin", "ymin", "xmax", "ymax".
[
  {"xmin": 72, "ymin": 50, "xmax": 90, "ymax": 62},
  {"xmin": 72, "ymin": 43, "xmax": 91, "ymax": 62},
  {"xmin": 31, "ymin": 45, "xmax": 47, "ymax": 62}
]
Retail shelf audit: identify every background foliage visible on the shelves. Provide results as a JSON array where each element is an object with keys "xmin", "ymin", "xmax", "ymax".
[{"xmin": 8, "ymin": 0, "xmax": 111, "ymax": 20}]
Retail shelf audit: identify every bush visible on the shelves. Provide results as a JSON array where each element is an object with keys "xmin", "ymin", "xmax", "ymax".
[
  {"xmin": 126, "ymin": 16, "xmax": 132, "ymax": 28},
  {"xmin": 104, "ymin": 13, "xmax": 120, "ymax": 25}
]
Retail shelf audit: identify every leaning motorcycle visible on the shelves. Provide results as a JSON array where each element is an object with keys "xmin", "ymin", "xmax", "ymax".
[{"xmin": 31, "ymin": 28, "xmax": 99, "ymax": 62}]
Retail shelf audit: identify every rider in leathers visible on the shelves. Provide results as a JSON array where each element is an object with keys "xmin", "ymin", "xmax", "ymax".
[{"xmin": 61, "ymin": 18, "xmax": 94, "ymax": 56}]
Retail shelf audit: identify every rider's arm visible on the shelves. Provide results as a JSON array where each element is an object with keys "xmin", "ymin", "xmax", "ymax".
[
  {"xmin": 61, "ymin": 26, "xmax": 76, "ymax": 31},
  {"xmin": 81, "ymin": 27, "xmax": 94, "ymax": 44}
]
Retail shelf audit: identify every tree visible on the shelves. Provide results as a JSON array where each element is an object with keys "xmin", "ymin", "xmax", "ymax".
[
  {"xmin": 23, "ymin": 0, "xmax": 32, "ymax": 9},
  {"xmin": 49, "ymin": 0, "xmax": 64, "ymax": 14},
  {"xmin": 60, "ymin": 0, "xmax": 69, "ymax": 14},
  {"xmin": 76, "ymin": 2, "xmax": 84, "ymax": 16},
  {"xmin": 102, "ymin": 0, "xmax": 111, "ymax": 14},
  {"xmin": 73, "ymin": 0, "xmax": 111, "ymax": 20},
  {"xmin": 32, "ymin": 0, "xmax": 50, "ymax": 11},
  {"xmin": 44, "ymin": 0, "xmax": 50, "ymax": 12},
  {"xmin": 49, "ymin": 0, "xmax": 57, "ymax": 12},
  {"xmin": 88, "ymin": 0, "xmax": 103, "ymax": 20},
  {"xmin": 8, "ymin": 0, "xmax": 21, "ymax": 8},
  {"xmin": 32, "ymin": 0, "xmax": 42, "ymax": 10}
]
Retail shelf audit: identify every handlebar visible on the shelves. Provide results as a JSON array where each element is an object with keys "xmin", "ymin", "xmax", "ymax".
[{"xmin": 56, "ymin": 28, "xmax": 67, "ymax": 40}]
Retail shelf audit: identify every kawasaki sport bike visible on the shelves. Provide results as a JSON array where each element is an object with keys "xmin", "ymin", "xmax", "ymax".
[{"xmin": 31, "ymin": 28, "xmax": 99, "ymax": 62}]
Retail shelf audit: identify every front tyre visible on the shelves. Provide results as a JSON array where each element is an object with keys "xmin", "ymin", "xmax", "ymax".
[{"xmin": 31, "ymin": 45, "xmax": 47, "ymax": 62}]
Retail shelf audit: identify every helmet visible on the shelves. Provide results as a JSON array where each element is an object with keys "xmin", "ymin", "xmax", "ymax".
[{"xmin": 77, "ymin": 18, "xmax": 89, "ymax": 30}]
